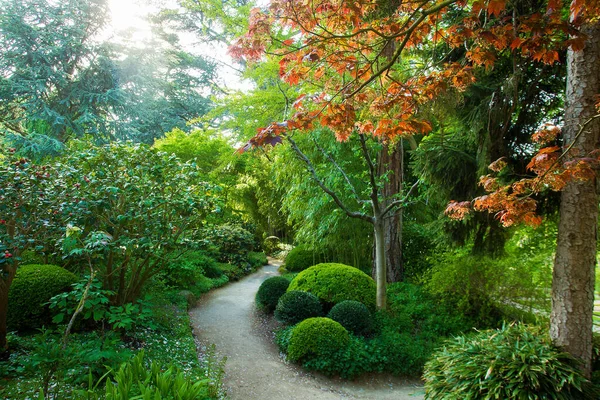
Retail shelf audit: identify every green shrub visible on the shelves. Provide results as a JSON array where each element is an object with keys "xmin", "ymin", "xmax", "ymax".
[
  {"xmin": 162, "ymin": 251, "xmax": 222, "ymax": 289},
  {"xmin": 202, "ymin": 223, "xmax": 254, "ymax": 266},
  {"xmin": 387, "ymin": 282, "xmax": 470, "ymax": 337},
  {"xmin": 8, "ymin": 264, "xmax": 77, "ymax": 331},
  {"xmin": 256, "ymin": 277, "xmax": 290, "ymax": 313},
  {"xmin": 248, "ymin": 251, "xmax": 268, "ymax": 269},
  {"xmin": 288, "ymin": 263, "xmax": 376, "ymax": 311},
  {"xmin": 423, "ymin": 323, "xmax": 587, "ymax": 399},
  {"xmin": 284, "ymin": 246, "xmax": 318, "ymax": 272},
  {"xmin": 327, "ymin": 300, "xmax": 373, "ymax": 336},
  {"xmin": 263, "ymin": 236, "xmax": 280, "ymax": 255},
  {"xmin": 425, "ymin": 252, "xmax": 551, "ymax": 327},
  {"xmin": 275, "ymin": 291, "xmax": 323, "ymax": 324},
  {"xmin": 287, "ymin": 317, "xmax": 349, "ymax": 362}
]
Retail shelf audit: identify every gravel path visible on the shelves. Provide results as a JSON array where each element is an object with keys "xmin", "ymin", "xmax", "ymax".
[{"xmin": 189, "ymin": 259, "xmax": 425, "ymax": 400}]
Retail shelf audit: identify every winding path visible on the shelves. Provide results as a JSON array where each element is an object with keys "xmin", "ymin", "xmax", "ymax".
[{"xmin": 189, "ymin": 259, "xmax": 425, "ymax": 400}]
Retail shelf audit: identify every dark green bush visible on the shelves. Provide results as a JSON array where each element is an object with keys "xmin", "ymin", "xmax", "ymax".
[
  {"xmin": 287, "ymin": 317, "xmax": 349, "ymax": 362},
  {"xmin": 425, "ymin": 252, "xmax": 550, "ymax": 328},
  {"xmin": 248, "ymin": 251, "xmax": 268, "ymax": 270},
  {"xmin": 162, "ymin": 251, "xmax": 222, "ymax": 288},
  {"xmin": 274, "ymin": 291, "xmax": 323, "ymax": 324},
  {"xmin": 284, "ymin": 246, "xmax": 318, "ymax": 272},
  {"xmin": 288, "ymin": 263, "xmax": 376, "ymax": 311},
  {"xmin": 256, "ymin": 277, "xmax": 290, "ymax": 313},
  {"xmin": 327, "ymin": 300, "xmax": 372, "ymax": 336},
  {"xmin": 423, "ymin": 323, "xmax": 587, "ymax": 399},
  {"xmin": 202, "ymin": 223, "xmax": 254, "ymax": 265},
  {"xmin": 8, "ymin": 264, "xmax": 77, "ymax": 331}
]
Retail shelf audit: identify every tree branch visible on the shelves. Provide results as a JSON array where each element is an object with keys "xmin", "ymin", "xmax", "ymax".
[
  {"xmin": 308, "ymin": 132, "xmax": 368, "ymax": 204},
  {"xmin": 381, "ymin": 179, "xmax": 420, "ymax": 218},
  {"xmin": 286, "ymin": 135, "xmax": 373, "ymax": 223}
]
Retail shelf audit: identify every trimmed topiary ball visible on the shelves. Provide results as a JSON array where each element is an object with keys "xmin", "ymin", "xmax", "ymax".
[
  {"xmin": 284, "ymin": 246, "xmax": 319, "ymax": 272},
  {"xmin": 275, "ymin": 290, "xmax": 323, "ymax": 325},
  {"xmin": 255, "ymin": 276, "xmax": 290, "ymax": 313},
  {"xmin": 8, "ymin": 264, "xmax": 77, "ymax": 331},
  {"xmin": 287, "ymin": 317, "xmax": 349, "ymax": 362},
  {"xmin": 288, "ymin": 263, "xmax": 376, "ymax": 311},
  {"xmin": 423, "ymin": 323, "xmax": 587, "ymax": 399},
  {"xmin": 327, "ymin": 300, "xmax": 373, "ymax": 336}
]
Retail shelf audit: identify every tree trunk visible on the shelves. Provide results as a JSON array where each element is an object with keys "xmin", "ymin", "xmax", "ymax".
[
  {"xmin": 550, "ymin": 18, "xmax": 600, "ymax": 379},
  {"xmin": 374, "ymin": 220, "xmax": 387, "ymax": 309},
  {"xmin": 0, "ymin": 266, "xmax": 17, "ymax": 351},
  {"xmin": 372, "ymin": 141, "xmax": 404, "ymax": 282}
]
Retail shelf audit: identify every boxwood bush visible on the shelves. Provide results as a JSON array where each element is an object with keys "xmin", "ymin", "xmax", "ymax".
[
  {"xmin": 284, "ymin": 246, "xmax": 318, "ymax": 272},
  {"xmin": 256, "ymin": 277, "xmax": 290, "ymax": 313},
  {"xmin": 287, "ymin": 317, "xmax": 349, "ymax": 362},
  {"xmin": 327, "ymin": 300, "xmax": 372, "ymax": 336},
  {"xmin": 423, "ymin": 323, "xmax": 587, "ymax": 399},
  {"xmin": 287, "ymin": 263, "xmax": 376, "ymax": 311},
  {"xmin": 274, "ymin": 290, "xmax": 323, "ymax": 325},
  {"xmin": 8, "ymin": 264, "xmax": 77, "ymax": 331}
]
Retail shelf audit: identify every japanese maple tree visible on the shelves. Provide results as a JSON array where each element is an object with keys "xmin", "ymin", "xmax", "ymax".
[{"xmin": 233, "ymin": 0, "xmax": 600, "ymax": 376}]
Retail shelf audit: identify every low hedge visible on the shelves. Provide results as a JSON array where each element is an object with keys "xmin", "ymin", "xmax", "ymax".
[
  {"xmin": 288, "ymin": 263, "xmax": 376, "ymax": 311},
  {"xmin": 284, "ymin": 246, "xmax": 318, "ymax": 272},
  {"xmin": 275, "ymin": 290, "xmax": 323, "ymax": 325},
  {"xmin": 256, "ymin": 277, "xmax": 290, "ymax": 313},
  {"xmin": 287, "ymin": 317, "xmax": 349, "ymax": 362},
  {"xmin": 327, "ymin": 300, "xmax": 372, "ymax": 336},
  {"xmin": 8, "ymin": 264, "xmax": 77, "ymax": 331}
]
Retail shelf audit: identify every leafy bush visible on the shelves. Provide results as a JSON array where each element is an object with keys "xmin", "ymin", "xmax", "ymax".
[
  {"xmin": 287, "ymin": 317, "xmax": 349, "ymax": 362},
  {"xmin": 255, "ymin": 277, "xmax": 290, "ymax": 313},
  {"xmin": 327, "ymin": 300, "xmax": 372, "ymax": 336},
  {"xmin": 284, "ymin": 246, "xmax": 318, "ymax": 272},
  {"xmin": 274, "ymin": 282, "xmax": 472, "ymax": 379},
  {"xmin": 162, "ymin": 251, "xmax": 221, "ymax": 288},
  {"xmin": 425, "ymin": 252, "xmax": 551, "ymax": 327},
  {"xmin": 248, "ymin": 251, "xmax": 268, "ymax": 269},
  {"xmin": 387, "ymin": 282, "xmax": 470, "ymax": 337},
  {"xmin": 274, "ymin": 291, "xmax": 323, "ymax": 325},
  {"xmin": 263, "ymin": 236, "xmax": 280, "ymax": 255},
  {"xmin": 203, "ymin": 223, "xmax": 255, "ymax": 265},
  {"xmin": 78, "ymin": 351, "xmax": 214, "ymax": 400},
  {"xmin": 7, "ymin": 264, "xmax": 77, "ymax": 331},
  {"xmin": 287, "ymin": 263, "xmax": 376, "ymax": 311},
  {"xmin": 423, "ymin": 323, "xmax": 587, "ymax": 399}
]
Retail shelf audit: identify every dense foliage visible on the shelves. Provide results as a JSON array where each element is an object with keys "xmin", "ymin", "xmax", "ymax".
[
  {"xmin": 287, "ymin": 263, "xmax": 376, "ymax": 311},
  {"xmin": 423, "ymin": 324, "xmax": 588, "ymax": 399},
  {"xmin": 7, "ymin": 264, "xmax": 77, "ymax": 331},
  {"xmin": 255, "ymin": 277, "xmax": 290, "ymax": 313},
  {"xmin": 274, "ymin": 291, "xmax": 323, "ymax": 325},
  {"xmin": 287, "ymin": 318, "xmax": 349, "ymax": 362},
  {"xmin": 327, "ymin": 301, "xmax": 372, "ymax": 337},
  {"xmin": 284, "ymin": 246, "xmax": 319, "ymax": 272}
]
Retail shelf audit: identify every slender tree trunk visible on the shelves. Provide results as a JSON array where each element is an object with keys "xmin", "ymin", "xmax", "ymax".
[
  {"xmin": 374, "ymin": 220, "xmax": 387, "ymax": 309},
  {"xmin": 550, "ymin": 18, "xmax": 600, "ymax": 379},
  {"xmin": 372, "ymin": 141, "xmax": 404, "ymax": 282}
]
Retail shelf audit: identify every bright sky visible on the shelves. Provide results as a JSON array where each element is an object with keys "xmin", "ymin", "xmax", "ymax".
[{"xmin": 107, "ymin": 0, "xmax": 253, "ymax": 92}]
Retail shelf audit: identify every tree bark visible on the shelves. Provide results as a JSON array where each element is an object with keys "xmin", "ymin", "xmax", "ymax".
[
  {"xmin": 374, "ymin": 220, "xmax": 387, "ymax": 309},
  {"xmin": 550, "ymin": 18, "xmax": 600, "ymax": 379},
  {"xmin": 0, "ymin": 266, "xmax": 17, "ymax": 351},
  {"xmin": 372, "ymin": 141, "xmax": 404, "ymax": 282}
]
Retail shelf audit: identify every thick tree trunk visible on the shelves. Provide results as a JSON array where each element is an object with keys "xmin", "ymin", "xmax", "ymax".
[
  {"xmin": 0, "ymin": 267, "xmax": 17, "ymax": 350},
  {"xmin": 372, "ymin": 141, "xmax": 404, "ymax": 282},
  {"xmin": 374, "ymin": 220, "xmax": 387, "ymax": 309},
  {"xmin": 550, "ymin": 19, "xmax": 600, "ymax": 379}
]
